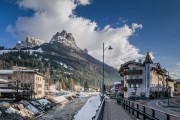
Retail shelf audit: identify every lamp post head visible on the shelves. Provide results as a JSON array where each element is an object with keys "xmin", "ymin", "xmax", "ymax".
[{"xmin": 108, "ymin": 46, "xmax": 113, "ymax": 50}]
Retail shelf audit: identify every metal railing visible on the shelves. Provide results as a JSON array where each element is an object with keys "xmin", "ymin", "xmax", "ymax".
[
  {"xmin": 92, "ymin": 98, "xmax": 105, "ymax": 120},
  {"xmin": 119, "ymin": 99, "xmax": 180, "ymax": 120}
]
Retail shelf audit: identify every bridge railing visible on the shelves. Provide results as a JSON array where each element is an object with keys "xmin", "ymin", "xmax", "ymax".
[
  {"xmin": 119, "ymin": 99, "xmax": 180, "ymax": 120},
  {"xmin": 92, "ymin": 98, "xmax": 105, "ymax": 120}
]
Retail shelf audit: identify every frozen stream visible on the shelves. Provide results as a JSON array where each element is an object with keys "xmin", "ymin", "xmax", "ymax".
[{"xmin": 36, "ymin": 97, "xmax": 90, "ymax": 120}]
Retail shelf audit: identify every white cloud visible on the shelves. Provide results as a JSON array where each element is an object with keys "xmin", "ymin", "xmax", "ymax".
[
  {"xmin": 76, "ymin": 0, "xmax": 91, "ymax": 5},
  {"xmin": 177, "ymin": 62, "xmax": 180, "ymax": 66},
  {"xmin": 170, "ymin": 70, "xmax": 180, "ymax": 79},
  {"xmin": 7, "ymin": 0, "xmax": 144, "ymax": 68}
]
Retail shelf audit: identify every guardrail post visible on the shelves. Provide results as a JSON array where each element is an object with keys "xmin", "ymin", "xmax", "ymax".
[
  {"xmin": 137, "ymin": 104, "xmax": 139, "ymax": 119},
  {"xmin": 123, "ymin": 100, "xmax": 125, "ymax": 109},
  {"xmin": 129, "ymin": 101, "xmax": 130, "ymax": 113},
  {"xmin": 126, "ymin": 100, "xmax": 128, "ymax": 110},
  {"xmin": 166, "ymin": 114, "xmax": 170, "ymax": 120},
  {"xmin": 132, "ymin": 102, "xmax": 134, "ymax": 115},
  {"xmin": 143, "ymin": 106, "xmax": 146, "ymax": 120},
  {"xmin": 152, "ymin": 109, "xmax": 155, "ymax": 118}
]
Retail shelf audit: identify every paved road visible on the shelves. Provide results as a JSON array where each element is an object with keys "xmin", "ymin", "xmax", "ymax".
[
  {"xmin": 103, "ymin": 99, "xmax": 135, "ymax": 120},
  {"xmin": 145, "ymin": 99, "xmax": 180, "ymax": 120}
]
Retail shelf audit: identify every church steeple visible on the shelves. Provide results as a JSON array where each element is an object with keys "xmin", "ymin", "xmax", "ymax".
[{"xmin": 143, "ymin": 52, "xmax": 153, "ymax": 64}]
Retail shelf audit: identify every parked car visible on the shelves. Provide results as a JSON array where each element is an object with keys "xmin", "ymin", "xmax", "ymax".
[{"xmin": 128, "ymin": 95, "xmax": 140, "ymax": 100}]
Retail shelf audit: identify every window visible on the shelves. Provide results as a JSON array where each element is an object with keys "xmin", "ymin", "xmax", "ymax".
[
  {"xmin": 37, "ymin": 91, "xmax": 42, "ymax": 94},
  {"xmin": 8, "ymin": 76, "xmax": 12, "ymax": 79},
  {"xmin": 136, "ymin": 84, "xmax": 140, "ymax": 88},
  {"xmin": 21, "ymin": 83, "xmax": 23, "ymax": 87},
  {"xmin": 129, "ymin": 84, "xmax": 140, "ymax": 88},
  {"xmin": 38, "ymin": 84, "xmax": 42, "ymax": 88},
  {"xmin": 133, "ymin": 67, "xmax": 137, "ymax": 70},
  {"xmin": 135, "ymin": 76, "xmax": 139, "ymax": 79},
  {"xmin": 130, "ymin": 84, "xmax": 134, "ymax": 88}
]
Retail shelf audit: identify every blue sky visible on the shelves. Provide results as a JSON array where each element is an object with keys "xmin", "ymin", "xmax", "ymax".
[{"xmin": 0, "ymin": 0, "xmax": 180, "ymax": 78}]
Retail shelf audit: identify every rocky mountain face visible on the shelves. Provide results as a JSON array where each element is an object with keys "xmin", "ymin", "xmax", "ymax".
[
  {"xmin": 50, "ymin": 30, "xmax": 80, "ymax": 51},
  {"xmin": 15, "ymin": 36, "xmax": 44, "ymax": 49},
  {"xmin": 0, "ymin": 30, "xmax": 120, "ymax": 87}
]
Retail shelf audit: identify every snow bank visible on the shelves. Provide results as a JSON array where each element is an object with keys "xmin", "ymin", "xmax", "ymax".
[
  {"xmin": 77, "ymin": 92, "xmax": 99, "ymax": 98},
  {"xmin": 38, "ymin": 99, "xmax": 51, "ymax": 106},
  {"xmin": 77, "ymin": 92, "xmax": 88, "ymax": 98},
  {"xmin": 51, "ymin": 96, "xmax": 68, "ymax": 103},
  {"xmin": 74, "ymin": 95, "xmax": 101, "ymax": 120},
  {"xmin": 50, "ymin": 85, "xmax": 60, "ymax": 93},
  {"xmin": 5, "ymin": 107, "xmax": 16, "ymax": 114},
  {"xmin": 20, "ymin": 100, "xmax": 40, "ymax": 115}
]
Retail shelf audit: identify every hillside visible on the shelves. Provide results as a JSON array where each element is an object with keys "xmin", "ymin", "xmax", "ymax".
[{"xmin": 0, "ymin": 30, "xmax": 121, "ymax": 87}]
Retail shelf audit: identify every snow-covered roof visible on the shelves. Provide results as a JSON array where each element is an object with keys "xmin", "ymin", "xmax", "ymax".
[
  {"xmin": 0, "ymin": 69, "xmax": 44, "ymax": 76},
  {"xmin": 0, "ymin": 79, "xmax": 9, "ymax": 83},
  {"xmin": 113, "ymin": 82, "xmax": 121, "ymax": 85},
  {"xmin": 0, "ymin": 70, "xmax": 35, "ymax": 74},
  {"xmin": 0, "ymin": 70, "xmax": 14, "ymax": 74},
  {"xmin": 0, "ymin": 89, "xmax": 16, "ymax": 93}
]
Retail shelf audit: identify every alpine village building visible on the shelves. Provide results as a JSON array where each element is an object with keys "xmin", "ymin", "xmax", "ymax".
[
  {"xmin": 0, "ymin": 69, "xmax": 45, "ymax": 100},
  {"xmin": 118, "ymin": 52, "xmax": 174, "ymax": 99}
]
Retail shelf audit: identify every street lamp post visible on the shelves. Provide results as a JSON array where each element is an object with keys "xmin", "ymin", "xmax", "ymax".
[
  {"xmin": 102, "ymin": 42, "xmax": 112, "ymax": 100},
  {"xmin": 134, "ymin": 86, "xmax": 137, "ymax": 96}
]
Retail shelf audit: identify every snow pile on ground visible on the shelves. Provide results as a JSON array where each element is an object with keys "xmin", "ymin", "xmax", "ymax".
[
  {"xmin": 38, "ymin": 99, "xmax": 51, "ymax": 106},
  {"xmin": 5, "ymin": 107, "xmax": 16, "ymax": 114},
  {"xmin": 60, "ymin": 89, "xmax": 70, "ymax": 95},
  {"xmin": 50, "ymin": 85, "xmax": 60, "ymax": 93},
  {"xmin": 77, "ymin": 92, "xmax": 99, "ymax": 98},
  {"xmin": 77, "ymin": 92, "xmax": 89, "ymax": 98},
  {"xmin": 51, "ymin": 95, "xmax": 68, "ymax": 103},
  {"xmin": 15, "ymin": 104, "xmax": 34, "ymax": 117},
  {"xmin": 20, "ymin": 100, "xmax": 40, "ymax": 115},
  {"xmin": 0, "ymin": 102, "xmax": 10, "ymax": 106},
  {"xmin": 73, "ymin": 95, "xmax": 101, "ymax": 120}
]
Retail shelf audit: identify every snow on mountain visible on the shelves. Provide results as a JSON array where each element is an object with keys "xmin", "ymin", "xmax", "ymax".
[
  {"xmin": 15, "ymin": 36, "xmax": 44, "ymax": 49},
  {"xmin": 0, "ymin": 48, "xmax": 43, "ymax": 55},
  {"xmin": 50, "ymin": 30, "xmax": 80, "ymax": 50}
]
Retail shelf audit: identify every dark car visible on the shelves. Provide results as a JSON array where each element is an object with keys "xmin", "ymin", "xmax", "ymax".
[{"xmin": 128, "ymin": 95, "xmax": 140, "ymax": 100}]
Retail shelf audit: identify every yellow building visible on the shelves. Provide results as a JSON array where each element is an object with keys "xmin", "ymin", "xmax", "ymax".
[
  {"xmin": 174, "ymin": 80, "xmax": 180, "ymax": 95},
  {"xmin": 0, "ymin": 70, "xmax": 45, "ymax": 99}
]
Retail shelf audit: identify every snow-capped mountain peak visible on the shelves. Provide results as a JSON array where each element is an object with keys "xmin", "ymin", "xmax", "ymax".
[
  {"xmin": 15, "ymin": 36, "xmax": 44, "ymax": 49},
  {"xmin": 50, "ymin": 30, "xmax": 79, "ymax": 50}
]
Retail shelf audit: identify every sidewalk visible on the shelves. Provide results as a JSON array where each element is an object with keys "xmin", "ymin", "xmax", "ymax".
[{"xmin": 103, "ymin": 99, "xmax": 135, "ymax": 120}]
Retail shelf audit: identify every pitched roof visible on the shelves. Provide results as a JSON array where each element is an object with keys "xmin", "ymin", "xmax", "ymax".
[{"xmin": 143, "ymin": 52, "xmax": 153, "ymax": 64}]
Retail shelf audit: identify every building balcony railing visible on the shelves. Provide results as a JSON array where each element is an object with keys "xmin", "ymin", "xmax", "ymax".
[
  {"xmin": 121, "ymin": 70, "xmax": 143, "ymax": 76},
  {"xmin": 126, "ymin": 79, "xmax": 143, "ymax": 84},
  {"xmin": 150, "ymin": 87, "xmax": 163, "ymax": 92}
]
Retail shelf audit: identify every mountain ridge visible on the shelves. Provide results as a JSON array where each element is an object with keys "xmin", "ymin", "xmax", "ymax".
[{"xmin": 0, "ymin": 30, "xmax": 121, "ymax": 86}]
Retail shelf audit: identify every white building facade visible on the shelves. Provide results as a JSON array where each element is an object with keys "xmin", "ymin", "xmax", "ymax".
[{"xmin": 119, "ymin": 52, "xmax": 173, "ymax": 98}]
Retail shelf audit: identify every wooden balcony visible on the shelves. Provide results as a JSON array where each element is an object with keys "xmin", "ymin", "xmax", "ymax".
[
  {"xmin": 125, "ymin": 70, "xmax": 143, "ymax": 75},
  {"xmin": 126, "ymin": 79, "xmax": 143, "ymax": 84}
]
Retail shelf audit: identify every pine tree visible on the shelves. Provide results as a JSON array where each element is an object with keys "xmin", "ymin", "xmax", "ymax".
[
  {"xmin": 62, "ymin": 79, "xmax": 67, "ymax": 90},
  {"xmin": 69, "ymin": 79, "xmax": 75, "ymax": 92},
  {"xmin": 55, "ymin": 81, "xmax": 62, "ymax": 91}
]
